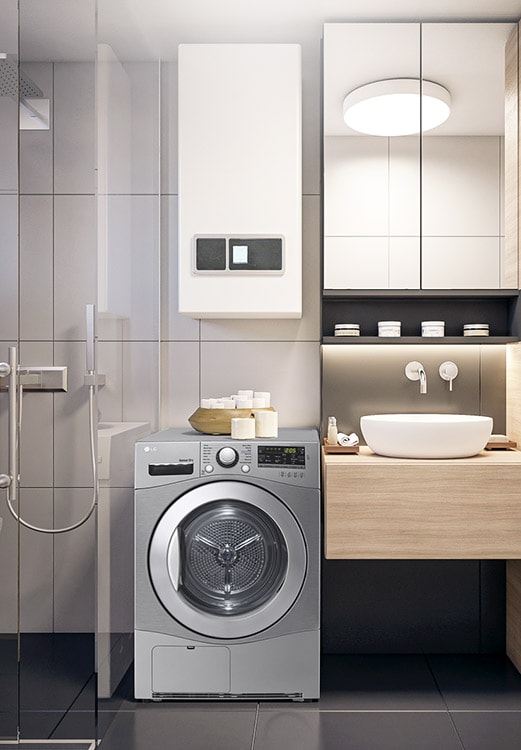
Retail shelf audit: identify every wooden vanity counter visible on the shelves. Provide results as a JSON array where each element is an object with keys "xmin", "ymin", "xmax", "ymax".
[
  {"xmin": 323, "ymin": 446, "xmax": 521, "ymax": 673},
  {"xmin": 323, "ymin": 446, "xmax": 521, "ymax": 560}
]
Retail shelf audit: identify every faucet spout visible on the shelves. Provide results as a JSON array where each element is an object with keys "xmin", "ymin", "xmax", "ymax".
[
  {"xmin": 405, "ymin": 361, "xmax": 428, "ymax": 395},
  {"xmin": 419, "ymin": 367, "xmax": 427, "ymax": 395}
]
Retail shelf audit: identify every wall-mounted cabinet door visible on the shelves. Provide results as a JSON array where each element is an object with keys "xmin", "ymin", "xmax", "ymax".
[{"xmin": 323, "ymin": 21, "xmax": 517, "ymax": 291}]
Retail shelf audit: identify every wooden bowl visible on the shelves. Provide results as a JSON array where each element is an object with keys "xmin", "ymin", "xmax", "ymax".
[{"xmin": 188, "ymin": 407, "xmax": 275, "ymax": 435}]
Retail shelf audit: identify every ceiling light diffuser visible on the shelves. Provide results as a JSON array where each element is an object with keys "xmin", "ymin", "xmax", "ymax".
[{"xmin": 342, "ymin": 78, "xmax": 451, "ymax": 136}]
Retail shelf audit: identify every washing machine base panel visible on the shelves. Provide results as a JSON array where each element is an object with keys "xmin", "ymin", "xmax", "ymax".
[{"xmin": 134, "ymin": 628, "xmax": 320, "ymax": 701}]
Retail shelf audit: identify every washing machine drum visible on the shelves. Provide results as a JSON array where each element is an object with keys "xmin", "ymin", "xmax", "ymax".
[{"xmin": 148, "ymin": 481, "xmax": 307, "ymax": 639}]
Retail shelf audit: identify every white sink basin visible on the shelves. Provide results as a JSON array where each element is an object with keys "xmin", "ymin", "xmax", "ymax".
[{"xmin": 360, "ymin": 413, "xmax": 493, "ymax": 459}]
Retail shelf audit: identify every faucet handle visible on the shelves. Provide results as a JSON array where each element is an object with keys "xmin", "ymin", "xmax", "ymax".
[
  {"xmin": 405, "ymin": 361, "xmax": 424, "ymax": 382},
  {"xmin": 439, "ymin": 361, "xmax": 458, "ymax": 392}
]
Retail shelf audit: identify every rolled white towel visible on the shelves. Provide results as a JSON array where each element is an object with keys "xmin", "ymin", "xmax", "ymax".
[{"xmin": 337, "ymin": 431, "xmax": 359, "ymax": 447}]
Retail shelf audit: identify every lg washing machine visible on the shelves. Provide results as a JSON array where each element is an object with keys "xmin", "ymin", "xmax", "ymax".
[{"xmin": 134, "ymin": 427, "xmax": 320, "ymax": 700}]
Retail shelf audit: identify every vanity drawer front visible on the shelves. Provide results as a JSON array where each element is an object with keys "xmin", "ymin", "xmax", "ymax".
[{"xmin": 324, "ymin": 460, "xmax": 521, "ymax": 559}]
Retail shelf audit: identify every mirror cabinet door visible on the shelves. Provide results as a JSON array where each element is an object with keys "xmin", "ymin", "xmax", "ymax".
[{"xmin": 323, "ymin": 21, "xmax": 518, "ymax": 291}]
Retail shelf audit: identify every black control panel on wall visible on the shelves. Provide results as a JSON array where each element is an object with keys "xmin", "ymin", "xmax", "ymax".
[{"xmin": 194, "ymin": 236, "xmax": 284, "ymax": 273}]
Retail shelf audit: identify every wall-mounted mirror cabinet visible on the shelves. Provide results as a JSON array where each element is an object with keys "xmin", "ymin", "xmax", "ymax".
[{"xmin": 323, "ymin": 21, "xmax": 518, "ymax": 292}]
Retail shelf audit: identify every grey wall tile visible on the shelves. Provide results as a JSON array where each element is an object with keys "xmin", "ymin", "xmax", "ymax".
[
  {"xmin": 54, "ymin": 195, "xmax": 96, "ymax": 340},
  {"xmin": 19, "ymin": 62, "xmax": 53, "ymax": 195},
  {"xmin": 53, "ymin": 341, "xmax": 93, "ymax": 487},
  {"xmin": 160, "ymin": 341, "xmax": 200, "ymax": 429},
  {"xmin": 53, "ymin": 62, "xmax": 95, "ymax": 194},
  {"xmin": 124, "ymin": 62, "xmax": 160, "ymax": 195},
  {"xmin": 19, "ymin": 489, "xmax": 54, "ymax": 631},
  {"xmin": 0, "ymin": 195, "xmax": 18, "ymax": 340},
  {"xmin": 53, "ymin": 488, "xmax": 96, "ymax": 632},
  {"xmin": 0, "ymin": 96, "xmax": 18, "ymax": 193},
  {"xmin": 97, "ymin": 340, "xmax": 124, "ymax": 423},
  {"xmin": 161, "ymin": 61, "xmax": 178, "ymax": 197},
  {"xmin": 161, "ymin": 195, "xmax": 199, "ymax": 341},
  {"xmin": 121, "ymin": 342, "xmax": 159, "ymax": 431},
  {"xmin": 20, "ymin": 195, "xmax": 53, "ymax": 341},
  {"xmin": 18, "ymin": 341, "xmax": 54, "ymax": 488}
]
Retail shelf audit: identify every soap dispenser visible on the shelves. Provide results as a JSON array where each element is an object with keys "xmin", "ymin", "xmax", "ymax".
[{"xmin": 327, "ymin": 416, "xmax": 338, "ymax": 446}]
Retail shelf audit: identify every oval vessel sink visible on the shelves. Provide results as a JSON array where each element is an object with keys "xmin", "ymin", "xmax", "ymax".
[{"xmin": 360, "ymin": 413, "xmax": 493, "ymax": 459}]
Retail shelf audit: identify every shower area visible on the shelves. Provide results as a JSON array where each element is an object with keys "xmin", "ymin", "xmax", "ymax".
[{"xmin": 0, "ymin": 0, "xmax": 161, "ymax": 745}]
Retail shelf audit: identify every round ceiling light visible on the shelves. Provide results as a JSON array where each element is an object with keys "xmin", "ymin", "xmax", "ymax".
[{"xmin": 342, "ymin": 78, "xmax": 451, "ymax": 136}]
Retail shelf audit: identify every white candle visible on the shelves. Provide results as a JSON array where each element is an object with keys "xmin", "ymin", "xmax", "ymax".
[
  {"xmin": 231, "ymin": 417, "xmax": 256, "ymax": 439},
  {"xmin": 238, "ymin": 390, "xmax": 254, "ymax": 399},
  {"xmin": 236, "ymin": 398, "xmax": 253, "ymax": 409},
  {"xmin": 221, "ymin": 398, "xmax": 236, "ymax": 408},
  {"xmin": 255, "ymin": 410, "xmax": 278, "ymax": 438},
  {"xmin": 200, "ymin": 398, "xmax": 213, "ymax": 409},
  {"xmin": 252, "ymin": 397, "xmax": 267, "ymax": 408},
  {"xmin": 254, "ymin": 391, "xmax": 271, "ymax": 407}
]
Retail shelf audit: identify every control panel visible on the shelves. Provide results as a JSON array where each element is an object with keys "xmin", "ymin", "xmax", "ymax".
[{"xmin": 200, "ymin": 441, "xmax": 313, "ymax": 484}]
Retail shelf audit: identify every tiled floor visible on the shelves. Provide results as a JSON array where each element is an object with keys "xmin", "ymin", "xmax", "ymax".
[{"xmin": 95, "ymin": 654, "xmax": 521, "ymax": 750}]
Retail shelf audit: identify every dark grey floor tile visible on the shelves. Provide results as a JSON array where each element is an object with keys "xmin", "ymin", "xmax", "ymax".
[
  {"xmin": 253, "ymin": 711, "xmax": 463, "ymax": 750},
  {"xmin": 451, "ymin": 711, "xmax": 521, "ymax": 750},
  {"xmin": 261, "ymin": 654, "xmax": 445, "ymax": 711},
  {"xmin": 428, "ymin": 655, "xmax": 521, "ymax": 710},
  {"xmin": 0, "ymin": 711, "xmax": 17, "ymax": 740},
  {"xmin": 19, "ymin": 711, "xmax": 63, "ymax": 738},
  {"xmin": 51, "ymin": 709, "xmax": 110, "ymax": 740},
  {"xmin": 98, "ymin": 707, "xmax": 256, "ymax": 749}
]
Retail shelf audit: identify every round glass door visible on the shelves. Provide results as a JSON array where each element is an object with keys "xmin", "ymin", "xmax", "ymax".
[{"xmin": 149, "ymin": 481, "xmax": 307, "ymax": 639}]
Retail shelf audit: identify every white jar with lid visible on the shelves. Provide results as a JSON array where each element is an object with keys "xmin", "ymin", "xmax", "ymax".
[
  {"xmin": 463, "ymin": 323, "xmax": 489, "ymax": 337},
  {"xmin": 378, "ymin": 321, "xmax": 401, "ymax": 337},
  {"xmin": 421, "ymin": 320, "xmax": 445, "ymax": 337},
  {"xmin": 334, "ymin": 324, "xmax": 360, "ymax": 337}
]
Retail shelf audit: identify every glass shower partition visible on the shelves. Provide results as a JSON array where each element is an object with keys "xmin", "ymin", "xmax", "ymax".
[{"xmin": 1, "ymin": 0, "xmax": 98, "ymax": 747}]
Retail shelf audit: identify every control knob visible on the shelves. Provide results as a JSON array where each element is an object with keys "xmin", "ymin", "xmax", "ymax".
[{"xmin": 216, "ymin": 446, "xmax": 239, "ymax": 467}]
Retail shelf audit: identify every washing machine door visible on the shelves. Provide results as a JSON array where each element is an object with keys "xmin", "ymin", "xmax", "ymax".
[{"xmin": 148, "ymin": 480, "xmax": 307, "ymax": 639}]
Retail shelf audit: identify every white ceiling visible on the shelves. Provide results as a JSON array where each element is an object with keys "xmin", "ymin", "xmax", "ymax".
[{"xmin": 9, "ymin": 0, "xmax": 521, "ymax": 62}]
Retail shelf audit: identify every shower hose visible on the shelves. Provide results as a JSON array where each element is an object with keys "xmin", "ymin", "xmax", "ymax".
[{"xmin": 6, "ymin": 381, "xmax": 98, "ymax": 534}]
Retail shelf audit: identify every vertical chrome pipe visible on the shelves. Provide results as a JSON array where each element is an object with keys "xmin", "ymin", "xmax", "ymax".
[
  {"xmin": 85, "ymin": 304, "xmax": 95, "ymax": 373},
  {"xmin": 8, "ymin": 346, "xmax": 17, "ymax": 503}
]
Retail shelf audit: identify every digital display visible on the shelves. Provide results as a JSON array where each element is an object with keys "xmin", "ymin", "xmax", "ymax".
[{"xmin": 257, "ymin": 445, "xmax": 305, "ymax": 467}]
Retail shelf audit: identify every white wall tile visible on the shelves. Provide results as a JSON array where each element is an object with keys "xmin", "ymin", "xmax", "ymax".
[
  {"xmin": 53, "ymin": 342, "xmax": 93, "ymax": 487},
  {"xmin": 160, "ymin": 341, "xmax": 200, "ymax": 429},
  {"xmin": 389, "ymin": 237, "xmax": 420, "ymax": 289},
  {"xmin": 200, "ymin": 341, "xmax": 320, "ymax": 428},
  {"xmin": 324, "ymin": 237, "xmax": 389, "ymax": 289},
  {"xmin": 18, "ymin": 341, "xmax": 54, "ymax": 488},
  {"xmin": 0, "ymin": 195, "xmax": 18, "ymax": 340},
  {"xmin": 422, "ymin": 237, "xmax": 501, "ymax": 289},
  {"xmin": 324, "ymin": 136, "xmax": 388, "ymax": 237},
  {"xmin": 53, "ymin": 488, "xmax": 96, "ymax": 632},
  {"xmin": 53, "ymin": 62, "xmax": 95, "ymax": 194},
  {"xmin": 121, "ymin": 341, "xmax": 159, "ymax": 431},
  {"xmin": 20, "ymin": 195, "xmax": 53, "ymax": 340},
  {"xmin": 422, "ymin": 136, "xmax": 501, "ymax": 237},
  {"xmin": 54, "ymin": 195, "xmax": 96, "ymax": 340},
  {"xmin": 389, "ymin": 136, "xmax": 421, "ymax": 236},
  {"xmin": 19, "ymin": 63, "xmax": 53, "ymax": 195},
  {"xmin": 201, "ymin": 196, "xmax": 321, "ymax": 341}
]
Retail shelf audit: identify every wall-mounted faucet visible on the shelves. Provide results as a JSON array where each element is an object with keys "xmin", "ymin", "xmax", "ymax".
[
  {"xmin": 405, "ymin": 361, "xmax": 427, "ymax": 395},
  {"xmin": 439, "ymin": 361, "xmax": 459, "ymax": 392}
]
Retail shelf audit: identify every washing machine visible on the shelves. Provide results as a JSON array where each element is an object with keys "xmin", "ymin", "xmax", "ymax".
[{"xmin": 134, "ymin": 427, "xmax": 320, "ymax": 701}]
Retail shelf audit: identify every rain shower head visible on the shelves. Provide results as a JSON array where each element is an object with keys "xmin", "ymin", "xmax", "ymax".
[
  {"xmin": 0, "ymin": 54, "xmax": 49, "ymax": 129},
  {"xmin": 0, "ymin": 54, "xmax": 43, "ymax": 99}
]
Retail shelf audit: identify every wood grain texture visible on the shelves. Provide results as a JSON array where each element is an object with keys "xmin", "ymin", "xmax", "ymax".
[
  {"xmin": 507, "ymin": 343, "xmax": 521, "ymax": 446},
  {"xmin": 504, "ymin": 23, "xmax": 519, "ymax": 288},
  {"xmin": 323, "ymin": 448, "xmax": 521, "ymax": 559},
  {"xmin": 507, "ymin": 560, "xmax": 521, "ymax": 672}
]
